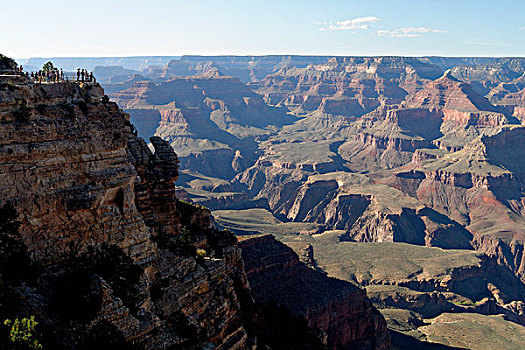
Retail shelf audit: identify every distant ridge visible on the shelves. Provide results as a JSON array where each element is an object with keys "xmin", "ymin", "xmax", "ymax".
[{"xmin": 17, "ymin": 55, "xmax": 181, "ymax": 71}]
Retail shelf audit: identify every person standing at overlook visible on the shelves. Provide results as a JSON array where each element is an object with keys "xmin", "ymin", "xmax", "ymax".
[{"xmin": 76, "ymin": 68, "xmax": 80, "ymax": 81}]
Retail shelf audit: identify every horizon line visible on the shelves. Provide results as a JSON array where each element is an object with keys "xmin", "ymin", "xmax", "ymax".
[{"xmin": 15, "ymin": 54, "xmax": 525, "ymax": 60}]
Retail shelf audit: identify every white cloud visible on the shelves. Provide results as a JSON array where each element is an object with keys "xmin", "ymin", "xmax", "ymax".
[
  {"xmin": 519, "ymin": 26, "xmax": 525, "ymax": 31},
  {"xmin": 320, "ymin": 17, "xmax": 380, "ymax": 31},
  {"xmin": 377, "ymin": 27, "xmax": 446, "ymax": 38}
]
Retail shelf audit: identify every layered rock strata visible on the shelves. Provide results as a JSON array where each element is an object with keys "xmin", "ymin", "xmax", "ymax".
[
  {"xmin": 0, "ymin": 78, "xmax": 249, "ymax": 349},
  {"xmin": 239, "ymin": 235, "xmax": 390, "ymax": 350}
]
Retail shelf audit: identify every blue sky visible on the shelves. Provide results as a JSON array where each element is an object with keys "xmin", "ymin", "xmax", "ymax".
[{"xmin": 3, "ymin": 0, "xmax": 524, "ymax": 58}]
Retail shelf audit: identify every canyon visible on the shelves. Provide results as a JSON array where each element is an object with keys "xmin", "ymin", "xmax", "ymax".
[
  {"xmin": 92, "ymin": 55, "xmax": 525, "ymax": 348},
  {"xmin": 0, "ymin": 61, "xmax": 391, "ymax": 349}
]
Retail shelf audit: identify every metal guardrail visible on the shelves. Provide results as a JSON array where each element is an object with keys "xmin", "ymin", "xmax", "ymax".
[
  {"xmin": 0, "ymin": 72, "xmax": 96, "ymax": 84},
  {"xmin": 31, "ymin": 75, "xmax": 96, "ymax": 84}
]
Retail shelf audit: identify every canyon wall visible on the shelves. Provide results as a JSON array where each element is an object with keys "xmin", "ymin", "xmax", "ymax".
[{"xmin": 239, "ymin": 235, "xmax": 390, "ymax": 350}]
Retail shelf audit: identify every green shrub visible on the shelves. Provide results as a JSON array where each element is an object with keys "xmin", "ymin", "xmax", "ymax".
[
  {"xmin": 80, "ymin": 244, "xmax": 143, "ymax": 313},
  {"xmin": 41, "ymin": 62, "xmax": 54, "ymax": 72},
  {"xmin": 152, "ymin": 226, "xmax": 199, "ymax": 257},
  {"xmin": 196, "ymin": 248, "xmax": 207, "ymax": 259},
  {"xmin": 3, "ymin": 316, "xmax": 42, "ymax": 350}
]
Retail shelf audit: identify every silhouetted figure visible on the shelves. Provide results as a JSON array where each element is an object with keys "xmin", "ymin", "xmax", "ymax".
[
  {"xmin": 76, "ymin": 68, "xmax": 80, "ymax": 81},
  {"xmin": 81, "ymin": 69, "xmax": 85, "ymax": 82},
  {"xmin": 89, "ymin": 72, "xmax": 94, "ymax": 82},
  {"xmin": 60, "ymin": 68, "xmax": 64, "ymax": 81}
]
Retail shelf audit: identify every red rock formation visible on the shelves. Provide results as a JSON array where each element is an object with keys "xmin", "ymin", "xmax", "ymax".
[
  {"xmin": 251, "ymin": 56, "xmax": 442, "ymax": 117},
  {"xmin": 403, "ymin": 71, "xmax": 514, "ymax": 126},
  {"xmin": 251, "ymin": 57, "xmax": 441, "ymax": 116}
]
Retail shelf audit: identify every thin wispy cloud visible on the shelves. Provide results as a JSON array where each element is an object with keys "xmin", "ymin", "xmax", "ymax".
[
  {"xmin": 319, "ymin": 17, "xmax": 380, "ymax": 31},
  {"xmin": 377, "ymin": 27, "xmax": 446, "ymax": 38},
  {"xmin": 519, "ymin": 26, "xmax": 525, "ymax": 31}
]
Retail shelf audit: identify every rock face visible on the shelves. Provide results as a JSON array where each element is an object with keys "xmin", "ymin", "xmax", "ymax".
[
  {"xmin": 0, "ymin": 78, "xmax": 250, "ymax": 349},
  {"xmin": 239, "ymin": 235, "xmax": 390, "ymax": 350},
  {"xmin": 403, "ymin": 71, "xmax": 514, "ymax": 126},
  {"xmin": 0, "ymin": 80, "xmax": 152, "ymax": 263}
]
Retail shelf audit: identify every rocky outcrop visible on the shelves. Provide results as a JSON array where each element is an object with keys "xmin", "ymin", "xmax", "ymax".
[
  {"xmin": 270, "ymin": 176, "xmax": 473, "ymax": 249},
  {"xmin": 472, "ymin": 234, "xmax": 525, "ymax": 284},
  {"xmin": 0, "ymin": 80, "xmax": 152, "ymax": 263},
  {"xmin": 0, "ymin": 78, "xmax": 250, "ymax": 349},
  {"xmin": 239, "ymin": 235, "xmax": 390, "ymax": 350},
  {"xmin": 0, "ymin": 74, "xmax": 406, "ymax": 349},
  {"xmin": 276, "ymin": 179, "xmax": 339, "ymax": 222}
]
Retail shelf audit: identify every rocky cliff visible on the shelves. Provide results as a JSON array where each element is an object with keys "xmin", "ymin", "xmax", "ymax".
[
  {"xmin": 0, "ymin": 76, "xmax": 254, "ymax": 349},
  {"xmin": 239, "ymin": 235, "xmax": 390, "ymax": 350}
]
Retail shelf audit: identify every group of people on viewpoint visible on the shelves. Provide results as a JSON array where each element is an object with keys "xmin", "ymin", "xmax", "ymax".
[
  {"xmin": 31, "ymin": 68, "xmax": 64, "ymax": 83},
  {"xmin": 75, "ymin": 69, "xmax": 96, "ymax": 83},
  {"xmin": 28, "ymin": 67, "xmax": 96, "ymax": 84}
]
